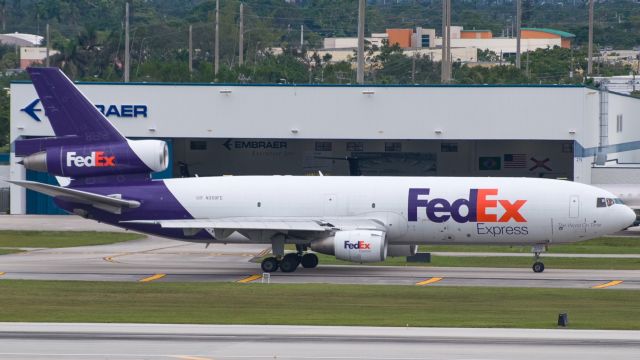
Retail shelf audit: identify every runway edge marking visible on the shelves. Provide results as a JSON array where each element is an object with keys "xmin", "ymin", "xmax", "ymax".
[
  {"xmin": 591, "ymin": 280, "xmax": 624, "ymax": 289},
  {"xmin": 237, "ymin": 274, "xmax": 262, "ymax": 284},
  {"xmin": 139, "ymin": 274, "xmax": 166, "ymax": 283},
  {"xmin": 416, "ymin": 277, "xmax": 443, "ymax": 286}
]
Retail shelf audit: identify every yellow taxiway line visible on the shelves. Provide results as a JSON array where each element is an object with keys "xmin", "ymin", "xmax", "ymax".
[
  {"xmin": 174, "ymin": 356, "xmax": 213, "ymax": 360},
  {"xmin": 592, "ymin": 280, "xmax": 623, "ymax": 289},
  {"xmin": 237, "ymin": 274, "xmax": 262, "ymax": 284},
  {"xmin": 416, "ymin": 277, "xmax": 443, "ymax": 286},
  {"xmin": 139, "ymin": 274, "xmax": 166, "ymax": 283}
]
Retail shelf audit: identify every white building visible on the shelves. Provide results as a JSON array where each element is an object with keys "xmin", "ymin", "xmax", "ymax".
[{"xmin": 9, "ymin": 81, "xmax": 640, "ymax": 214}]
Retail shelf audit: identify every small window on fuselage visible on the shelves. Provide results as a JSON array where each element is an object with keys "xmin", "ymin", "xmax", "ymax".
[
  {"xmin": 606, "ymin": 198, "xmax": 615, "ymax": 207},
  {"xmin": 597, "ymin": 198, "xmax": 607, "ymax": 208}
]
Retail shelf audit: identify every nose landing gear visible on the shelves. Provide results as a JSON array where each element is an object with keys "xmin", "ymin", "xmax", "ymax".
[{"xmin": 532, "ymin": 244, "xmax": 546, "ymax": 273}]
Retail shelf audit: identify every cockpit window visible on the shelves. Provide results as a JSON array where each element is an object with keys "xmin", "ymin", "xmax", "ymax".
[{"xmin": 597, "ymin": 197, "xmax": 625, "ymax": 207}]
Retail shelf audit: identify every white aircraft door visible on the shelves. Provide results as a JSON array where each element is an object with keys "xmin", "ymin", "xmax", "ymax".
[{"xmin": 569, "ymin": 195, "xmax": 579, "ymax": 218}]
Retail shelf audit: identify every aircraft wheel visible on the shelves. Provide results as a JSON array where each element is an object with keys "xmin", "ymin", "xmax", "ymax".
[
  {"xmin": 301, "ymin": 253, "xmax": 319, "ymax": 268},
  {"xmin": 261, "ymin": 257, "xmax": 279, "ymax": 273},
  {"xmin": 279, "ymin": 254, "xmax": 300, "ymax": 273},
  {"xmin": 532, "ymin": 262, "xmax": 545, "ymax": 273}
]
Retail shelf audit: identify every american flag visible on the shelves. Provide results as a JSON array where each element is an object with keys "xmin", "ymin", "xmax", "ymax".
[{"xmin": 503, "ymin": 154, "xmax": 527, "ymax": 168}]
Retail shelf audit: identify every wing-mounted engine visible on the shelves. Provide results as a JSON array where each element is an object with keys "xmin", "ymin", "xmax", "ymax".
[
  {"xmin": 18, "ymin": 139, "xmax": 168, "ymax": 178},
  {"xmin": 310, "ymin": 230, "xmax": 388, "ymax": 263}
]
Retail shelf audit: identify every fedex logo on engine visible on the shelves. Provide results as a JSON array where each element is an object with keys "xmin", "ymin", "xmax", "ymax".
[
  {"xmin": 408, "ymin": 188, "xmax": 527, "ymax": 223},
  {"xmin": 344, "ymin": 240, "xmax": 371, "ymax": 250},
  {"xmin": 66, "ymin": 151, "xmax": 116, "ymax": 168}
]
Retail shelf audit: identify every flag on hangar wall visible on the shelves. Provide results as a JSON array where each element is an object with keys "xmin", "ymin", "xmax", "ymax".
[
  {"xmin": 503, "ymin": 154, "xmax": 527, "ymax": 168},
  {"xmin": 479, "ymin": 156, "xmax": 501, "ymax": 170}
]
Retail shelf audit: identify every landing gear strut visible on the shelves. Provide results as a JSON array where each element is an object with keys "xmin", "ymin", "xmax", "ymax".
[{"xmin": 532, "ymin": 244, "xmax": 546, "ymax": 273}]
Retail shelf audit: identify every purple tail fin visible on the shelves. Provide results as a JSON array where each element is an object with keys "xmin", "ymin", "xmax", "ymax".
[
  {"xmin": 27, "ymin": 67, "xmax": 126, "ymax": 142},
  {"xmin": 15, "ymin": 67, "xmax": 168, "ymax": 180}
]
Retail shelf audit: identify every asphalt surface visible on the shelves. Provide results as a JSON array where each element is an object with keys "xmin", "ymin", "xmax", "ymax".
[
  {"xmin": 0, "ymin": 323, "xmax": 638, "ymax": 360},
  {"xmin": 0, "ymin": 215, "xmax": 639, "ymax": 289}
]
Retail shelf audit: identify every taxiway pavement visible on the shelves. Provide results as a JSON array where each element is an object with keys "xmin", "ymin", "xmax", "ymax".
[
  {"xmin": 0, "ymin": 215, "xmax": 639, "ymax": 289},
  {"xmin": 0, "ymin": 323, "xmax": 638, "ymax": 360}
]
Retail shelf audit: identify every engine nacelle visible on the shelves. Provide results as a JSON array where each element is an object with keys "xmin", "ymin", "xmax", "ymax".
[
  {"xmin": 20, "ymin": 139, "xmax": 168, "ymax": 178},
  {"xmin": 311, "ymin": 230, "xmax": 387, "ymax": 263},
  {"xmin": 387, "ymin": 245, "xmax": 418, "ymax": 257}
]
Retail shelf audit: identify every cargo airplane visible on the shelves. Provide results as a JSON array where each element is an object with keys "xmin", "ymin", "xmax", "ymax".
[{"xmin": 10, "ymin": 68, "xmax": 636, "ymax": 273}]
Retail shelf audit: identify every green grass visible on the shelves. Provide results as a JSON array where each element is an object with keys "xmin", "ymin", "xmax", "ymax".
[
  {"xmin": 0, "ymin": 249, "xmax": 24, "ymax": 255},
  {"xmin": 422, "ymin": 237, "xmax": 640, "ymax": 254},
  {"xmin": 0, "ymin": 231, "xmax": 145, "ymax": 248},
  {"xmin": 0, "ymin": 280, "xmax": 638, "ymax": 329}
]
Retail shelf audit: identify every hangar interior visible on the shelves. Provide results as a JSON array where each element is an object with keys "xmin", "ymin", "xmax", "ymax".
[{"xmin": 172, "ymin": 138, "xmax": 574, "ymax": 179}]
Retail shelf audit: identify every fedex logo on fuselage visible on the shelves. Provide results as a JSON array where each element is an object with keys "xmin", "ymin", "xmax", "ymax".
[
  {"xmin": 408, "ymin": 188, "xmax": 527, "ymax": 223},
  {"xmin": 344, "ymin": 240, "xmax": 371, "ymax": 250},
  {"xmin": 66, "ymin": 151, "xmax": 116, "ymax": 167}
]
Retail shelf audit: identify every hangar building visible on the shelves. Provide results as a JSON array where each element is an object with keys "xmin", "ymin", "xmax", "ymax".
[{"xmin": 9, "ymin": 81, "xmax": 640, "ymax": 214}]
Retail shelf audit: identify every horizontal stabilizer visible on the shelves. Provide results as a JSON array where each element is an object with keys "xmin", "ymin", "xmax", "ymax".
[{"xmin": 8, "ymin": 180, "xmax": 140, "ymax": 214}]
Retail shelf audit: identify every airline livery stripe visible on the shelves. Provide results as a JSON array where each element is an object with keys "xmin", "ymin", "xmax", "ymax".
[
  {"xmin": 591, "ymin": 280, "xmax": 623, "ymax": 289},
  {"xmin": 139, "ymin": 274, "xmax": 166, "ymax": 283},
  {"xmin": 237, "ymin": 274, "xmax": 262, "ymax": 283},
  {"xmin": 416, "ymin": 277, "xmax": 443, "ymax": 286}
]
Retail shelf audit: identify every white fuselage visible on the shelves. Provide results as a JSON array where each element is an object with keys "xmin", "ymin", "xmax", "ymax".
[{"xmin": 163, "ymin": 176, "xmax": 635, "ymax": 246}]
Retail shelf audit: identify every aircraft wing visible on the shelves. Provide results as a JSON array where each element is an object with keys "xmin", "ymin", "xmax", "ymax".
[
  {"xmin": 121, "ymin": 217, "xmax": 386, "ymax": 240},
  {"xmin": 8, "ymin": 180, "xmax": 140, "ymax": 214}
]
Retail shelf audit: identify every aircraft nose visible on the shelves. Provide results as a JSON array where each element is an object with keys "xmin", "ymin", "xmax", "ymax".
[{"xmin": 622, "ymin": 206, "xmax": 638, "ymax": 228}]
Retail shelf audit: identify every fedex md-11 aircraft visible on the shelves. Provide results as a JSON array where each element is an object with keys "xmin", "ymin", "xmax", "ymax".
[{"xmin": 10, "ymin": 68, "xmax": 636, "ymax": 273}]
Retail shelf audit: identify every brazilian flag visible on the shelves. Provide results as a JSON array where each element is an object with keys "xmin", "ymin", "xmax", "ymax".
[{"xmin": 479, "ymin": 156, "xmax": 501, "ymax": 170}]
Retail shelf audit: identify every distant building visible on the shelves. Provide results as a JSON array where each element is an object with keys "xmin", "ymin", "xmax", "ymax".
[
  {"xmin": 0, "ymin": 32, "xmax": 58, "ymax": 69},
  {"xmin": 20, "ymin": 47, "xmax": 58, "ymax": 69},
  {"xmin": 324, "ymin": 26, "xmax": 576, "ymax": 63},
  {"xmin": 0, "ymin": 32, "xmax": 43, "ymax": 47}
]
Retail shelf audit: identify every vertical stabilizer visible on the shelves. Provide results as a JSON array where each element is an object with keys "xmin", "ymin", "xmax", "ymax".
[{"xmin": 26, "ymin": 67, "xmax": 126, "ymax": 143}]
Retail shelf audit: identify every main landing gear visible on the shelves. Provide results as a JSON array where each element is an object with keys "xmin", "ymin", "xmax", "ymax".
[
  {"xmin": 532, "ymin": 244, "xmax": 546, "ymax": 273},
  {"xmin": 260, "ymin": 244, "xmax": 319, "ymax": 273}
]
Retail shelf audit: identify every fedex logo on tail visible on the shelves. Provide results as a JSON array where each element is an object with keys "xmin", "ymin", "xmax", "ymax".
[
  {"xmin": 66, "ymin": 151, "xmax": 116, "ymax": 168},
  {"xmin": 408, "ymin": 188, "xmax": 527, "ymax": 223}
]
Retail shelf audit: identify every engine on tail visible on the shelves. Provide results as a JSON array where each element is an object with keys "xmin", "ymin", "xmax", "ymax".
[
  {"xmin": 20, "ymin": 139, "xmax": 168, "ymax": 178},
  {"xmin": 310, "ymin": 230, "xmax": 388, "ymax": 263}
]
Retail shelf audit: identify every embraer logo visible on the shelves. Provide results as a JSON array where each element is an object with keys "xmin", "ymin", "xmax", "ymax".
[
  {"xmin": 21, "ymin": 99, "xmax": 148, "ymax": 121},
  {"xmin": 66, "ymin": 151, "xmax": 116, "ymax": 167},
  {"xmin": 21, "ymin": 99, "xmax": 42, "ymax": 122}
]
